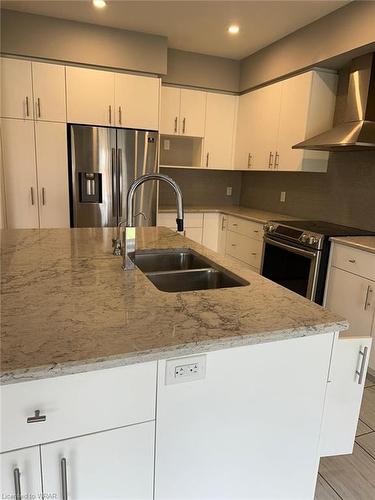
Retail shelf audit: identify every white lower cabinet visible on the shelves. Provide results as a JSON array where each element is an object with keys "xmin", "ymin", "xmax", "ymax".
[
  {"xmin": 41, "ymin": 422, "xmax": 154, "ymax": 500},
  {"xmin": 202, "ymin": 212, "xmax": 221, "ymax": 252},
  {"xmin": 1, "ymin": 446, "xmax": 42, "ymax": 499},
  {"xmin": 320, "ymin": 336, "xmax": 372, "ymax": 456}
]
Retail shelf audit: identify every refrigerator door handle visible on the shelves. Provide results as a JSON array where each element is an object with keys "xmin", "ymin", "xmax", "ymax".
[
  {"xmin": 111, "ymin": 148, "xmax": 116, "ymax": 218},
  {"xmin": 117, "ymin": 148, "xmax": 123, "ymax": 219}
]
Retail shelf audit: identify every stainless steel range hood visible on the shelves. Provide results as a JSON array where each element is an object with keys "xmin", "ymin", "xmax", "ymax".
[{"xmin": 293, "ymin": 53, "xmax": 375, "ymax": 151}]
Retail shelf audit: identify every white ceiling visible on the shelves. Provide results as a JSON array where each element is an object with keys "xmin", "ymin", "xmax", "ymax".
[{"xmin": 2, "ymin": 0, "xmax": 350, "ymax": 60}]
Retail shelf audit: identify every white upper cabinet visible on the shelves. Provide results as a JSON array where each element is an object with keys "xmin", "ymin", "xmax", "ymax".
[
  {"xmin": 160, "ymin": 86, "xmax": 181, "ymax": 135},
  {"xmin": 276, "ymin": 71, "xmax": 337, "ymax": 172},
  {"xmin": 1, "ymin": 58, "xmax": 67, "ymax": 122},
  {"xmin": 32, "ymin": 62, "xmax": 66, "ymax": 122},
  {"xmin": 203, "ymin": 93, "xmax": 237, "ymax": 169},
  {"xmin": 160, "ymin": 86, "xmax": 206, "ymax": 138},
  {"xmin": 1, "ymin": 58, "xmax": 33, "ymax": 120},
  {"xmin": 66, "ymin": 66, "xmax": 115, "ymax": 126},
  {"xmin": 114, "ymin": 73, "xmax": 159, "ymax": 130},
  {"xmin": 35, "ymin": 121, "xmax": 70, "ymax": 228},
  {"xmin": 179, "ymin": 88, "xmax": 206, "ymax": 138},
  {"xmin": 1, "ymin": 118, "xmax": 39, "ymax": 228},
  {"xmin": 234, "ymin": 69, "xmax": 337, "ymax": 172}
]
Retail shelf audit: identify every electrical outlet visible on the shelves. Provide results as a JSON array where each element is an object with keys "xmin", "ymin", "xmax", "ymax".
[
  {"xmin": 165, "ymin": 355, "xmax": 206, "ymax": 385},
  {"xmin": 280, "ymin": 191, "xmax": 286, "ymax": 203},
  {"xmin": 163, "ymin": 139, "xmax": 170, "ymax": 151},
  {"xmin": 226, "ymin": 186, "xmax": 232, "ymax": 196}
]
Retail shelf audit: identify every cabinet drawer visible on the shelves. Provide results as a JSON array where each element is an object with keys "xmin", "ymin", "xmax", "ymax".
[
  {"xmin": 331, "ymin": 243, "xmax": 375, "ymax": 281},
  {"xmin": 1, "ymin": 362, "xmax": 156, "ymax": 453},
  {"xmin": 227, "ymin": 216, "xmax": 263, "ymax": 241},
  {"xmin": 226, "ymin": 231, "xmax": 262, "ymax": 269},
  {"xmin": 158, "ymin": 212, "xmax": 203, "ymax": 228}
]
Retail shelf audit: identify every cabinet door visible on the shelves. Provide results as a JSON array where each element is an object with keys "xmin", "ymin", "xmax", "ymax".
[
  {"xmin": 156, "ymin": 334, "xmax": 334, "ymax": 500},
  {"xmin": 1, "ymin": 57, "xmax": 33, "ymax": 119},
  {"xmin": 180, "ymin": 89, "xmax": 206, "ymax": 138},
  {"xmin": 203, "ymin": 93, "xmax": 237, "ymax": 169},
  {"xmin": 42, "ymin": 422, "xmax": 154, "ymax": 500},
  {"xmin": 202, "ymin": 212, "xmax": 220, "ymax": 252},
  {"xmin": 32, "ymin": 62, "xmax": 66, "ymax": 122},
  {"xmin": 1, "ymin": 446, "xmax": 42, "ymax": 499},
  {"xmin": 160, "ymin": 86, "xmax": 180, "ymax": 135},
  {"xmin": 250, "ymin": 83, "xmax": 282, "ymax": 170},
  {"xmin": 66, "ymin": 66, "xmax": 114, "ymax": 126},
  {"xmin": 185, "ymin": 227, "xmax": 203, "ymax": 244},
  {"xmin": 115, "ymin": 73, "xmax": 159, "ymax": 130},
  {"xmin": 325, "ymin": 267, "xmax": 374, "ymax": 338},
  {"xmin": 320, "ymin": 336, "xmax": 372, "ymax": 456},
  {"xmin": 35, "ymin": 122, "xmax": 69, "ymax": 228},
  {"xmin": 234, "ymin": 92, "xmax": 254, "ymax": 170},
  {"xmin": 1, "ymin": 118, "xmax": 39, "ymax": 228},
  {"xmin": 217, "ymin": 214, "xmax": 228, "ymax": 255}
]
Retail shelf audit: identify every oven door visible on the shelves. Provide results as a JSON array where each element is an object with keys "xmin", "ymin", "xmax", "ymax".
[{"xmin": 261, "ymin": 236, "xmax": 321, "ymax": 301}]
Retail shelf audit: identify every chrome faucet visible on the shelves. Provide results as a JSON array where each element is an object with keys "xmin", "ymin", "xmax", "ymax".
[{"xmin": 118, "ymin": 173, "xmax": 184, "ymax": 270}]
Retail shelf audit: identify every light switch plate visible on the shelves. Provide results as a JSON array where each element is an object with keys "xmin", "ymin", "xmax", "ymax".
[
  {"xmin": 163, "ymin": 139, "xmax": 170, "ymax": 151},
  {"xmin": 226, "ymin": 186, "xmax": 233, "ymax": 196},
  {"xmin": 280, "ymin": 191, "xmax": 286, "ymax": 202},
  {"xmin": 165, "ymin": 355, "xmax": 206, "ymax": 385}
]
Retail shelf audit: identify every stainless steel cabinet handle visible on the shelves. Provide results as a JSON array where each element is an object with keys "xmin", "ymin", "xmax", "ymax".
[
  {"xmin": 221, "ymin": 217, "xmax": 227, "ymax": 230},
  {"xmin": 37, "ymin": 97, "xmax": 41, "ymax": 118},
  {"xmin": 174, "ymin": 116, "xmax": 178, "ymax": 133},
  {"xmin": 348, "ymin": 259, "xmax": 356, "ymax": 263},
  {"xmin": 274, "ymin": 151, "xmax": 279, "ymax": 169},
  {"xmin": 356, "ymin": 346, "xmax": 369, "ymax": 385},
  {"xmin": 108, "ymin": 105, "xmax": 112, "ymax": 124},
  {"xmin": 118, "ymin": 106, "xmax": 122, "ymax": 125},
  {"xmin": 253, "ymin": 230, "xmax": 259, "ymax": 233},
  {"xmin": 251, "ymin": 252, "xmax": 257, "ymax": 256},
  {"xmin": 182, "ymin": 117, "xmax": 186, "ymax": 134},
  {"xmin": 268, "ymin": 151, "xmax": 274, "ymax": 169},
  {"xmin": 206, "ymin": 152, "xmax": 209, "ymax": 167},
  {"xmin": 61, "ymin": 457, "xmax": 68, "ymax": 500},
  {"xmin": 14, "ymin": 468, "xmax": 21, "ymax": 500},
  {"xmin": 232, "ymin": 223, "xmax": 238, "ymax": 227},
  {"xmin": 364, "ymin": 285, "xmax": 373, "ymax": 311},
  {"xmin": 30, "ymin": 187, "xmax": 35, "ymax": 206},
  {"xmin": 27, "ymin": 409, "xmax": 46, "ymax": 423},
  {"xmin": 111, "ymin": 148, "xmax": 116, "ymax": 217},
  {"xmin": 25, "ymin": 96, "xmax": 30, "ymax": 117},
  {"xmin": 41, "ymin": 187, "xmax": 46, "ymax": 206},
  {"xmin": 231, "ymin": 243, "xmax": 237, "ymax": 247},
  {"xmin": 247, "ymin": 153, "xmax": 252, "ymax": 168}
]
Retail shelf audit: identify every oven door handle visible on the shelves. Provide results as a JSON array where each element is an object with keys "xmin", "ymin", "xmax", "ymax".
[{"xmin": 263, "ymin": 236, "xmax": 318, "ymax": 259}]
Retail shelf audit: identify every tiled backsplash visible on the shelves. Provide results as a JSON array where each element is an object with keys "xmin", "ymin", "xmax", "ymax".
[
  {"xmin": 159, "ymin": 167, "xmax": 242, "ymax": 207},
  {"xmin": 240, "ymin": 151, "xmax": 375, "ymax": 231}
]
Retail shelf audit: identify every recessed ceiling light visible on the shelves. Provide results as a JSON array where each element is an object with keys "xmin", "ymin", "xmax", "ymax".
[
  {"xmin": 93, "ymin": 0, "xmax": 107, "ymax": 8},
  {"xmin": 228, "ymin": 25, "xmax": 240, "ymax": 35}
]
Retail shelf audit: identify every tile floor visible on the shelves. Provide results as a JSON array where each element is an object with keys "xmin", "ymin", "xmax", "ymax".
[{"xmin": 315, "ymin": 376, "xmax": 375, "ymax": 500}]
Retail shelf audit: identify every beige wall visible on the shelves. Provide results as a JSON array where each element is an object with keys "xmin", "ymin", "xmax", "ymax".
[
  {"xmin": 1, "ymin": 9, "xmax": 167, "ymax": 75},
  {"xmin": 164, "ymin": 49, "xmax": 240, "ymax": 92},
  {"xmin": 240, "ymin": 1, "xmax": 375, "ymax": 91}
]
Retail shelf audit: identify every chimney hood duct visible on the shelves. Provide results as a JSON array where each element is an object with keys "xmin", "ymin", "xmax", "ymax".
[{"xmin": 293, "ymin": 53, "xmax": 375, "ymax": 151}]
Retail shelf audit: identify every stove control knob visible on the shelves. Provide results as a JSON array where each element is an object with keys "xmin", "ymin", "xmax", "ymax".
[
  {"xmin": 264, "ymin": 223, "xmax": 275, "ymax": 233},
  {"xmin": 308, "ymin": 236, "xmax": 318, "ymax": 246},
  {"xmin": 300, "ymin": 233, "xmax": 309, "ymax": 243}
]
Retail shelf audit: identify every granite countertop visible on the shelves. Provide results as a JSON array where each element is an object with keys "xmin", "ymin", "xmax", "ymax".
[
  {"xmin": 330, "ymin": 236, "xmax": 375, "ymax": 255},
  {"xmin": 158, "ymin": 205, "xmax": 295, "ymax": 224},
  {"xmin": 1, "ymin": 227, "xmax": 347, "ymax": 385}
]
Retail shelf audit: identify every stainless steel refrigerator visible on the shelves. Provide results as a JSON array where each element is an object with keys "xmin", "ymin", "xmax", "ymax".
[{"xmin": 69, "ymin": 125, "xmax": 158, "ymax": 228}]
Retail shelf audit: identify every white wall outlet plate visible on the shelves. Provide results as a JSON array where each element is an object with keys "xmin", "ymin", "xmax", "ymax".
[
  {"xmin": 280, "ymin": 191, "xmax": 286, "ymax": 202},
  {"xmin": 226, "ymin": 186, "xmax": 233, "ymax": 196},
  {"xmin": 165, "ymin": 354, "xmax": 207, "ymax": 385},
  {"xmin": 163, "ymin": 139, "xmax": 170, "ymax": 151}
]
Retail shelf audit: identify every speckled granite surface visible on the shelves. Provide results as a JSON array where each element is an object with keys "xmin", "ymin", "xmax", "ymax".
[
  {"xmin": 158, "ymin": 206, "xmax": 295, "ymax": 224},
  {"xmin": 330, "ymin": 236, "xmax": 375, "ymax": 255},
  {"xmin": 1, "ymin": 227, "xmax": 347, "ymax": 384}
]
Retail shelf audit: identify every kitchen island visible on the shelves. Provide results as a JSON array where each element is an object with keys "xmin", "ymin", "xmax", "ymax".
[{"xmin": 0, "ymin": 227, "xmax": 370, "ymax": 499}]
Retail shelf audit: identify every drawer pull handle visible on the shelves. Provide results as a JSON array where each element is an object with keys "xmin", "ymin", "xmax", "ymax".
[
  {"xmin": 231, "ymin": 244, "xmax": 237, "ymax": 247},
  {"xmin": 253, "ymin": 230, "xmax": 259, "ymax": 233},
  {"xmin": 232, "ymin": 223, "xmax": 238, "ymax": 227},
  {"xmin": 61, "ymin": 457, "xmax": 68, "ymax": 500},
  {"xmin": 27, "ymin": 409, "xmax": 46, "ymax": 423},
  {"xmin": 348, "ymin": 259, "xmax": 356, "ymax": 263},
  {"xmin": 356, "ymin": 346, "xmax": 368, "ymax": 385},
  {"xmin": 14, "ymin": 468, "xmax": 21, "ymax": 500},
  {"xmin": 364, "ymin": 285, "xmax": 373, "ymax": 311},
  {"xmin": 251, "ymin": 252, "xmax": 257, "ymax": 256}
]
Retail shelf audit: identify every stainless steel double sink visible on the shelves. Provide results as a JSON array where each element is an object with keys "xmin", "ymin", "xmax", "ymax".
[{"xmin": 133, "ymin": 249, "xmax": 249, "ymax": 293}]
